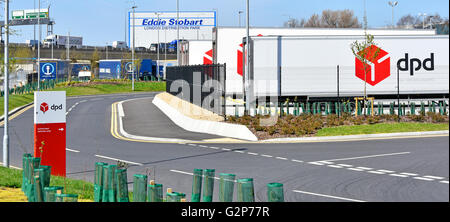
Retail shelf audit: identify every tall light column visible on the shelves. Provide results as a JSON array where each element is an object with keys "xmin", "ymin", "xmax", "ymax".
[
  {"xmin": 132, "ymin": 5, "xmax": 137, "ymax": 90},
  {"xmin": 3, "ymin": 0, "xmax": 10, "ymax": 168},
  {"xmin": 388, "ymin": 1, "xmax": 398, "ymax": 29},
  {"xmin": 155, "ymin": 12, "xmax": 161, "ymax": 80},
  {"xmin": 38, "ymin": 0, "xmax": 41, "ymax": 90}
]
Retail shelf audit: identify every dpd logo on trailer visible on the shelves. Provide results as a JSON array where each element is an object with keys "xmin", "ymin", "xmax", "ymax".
[{"xmin": 355, "ymin": 45, "xmax": 390, "ymax": 86}]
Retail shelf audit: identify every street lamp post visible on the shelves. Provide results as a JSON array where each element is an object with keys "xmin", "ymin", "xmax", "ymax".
[
  {"xmin": 3, "ymin": 0, "xmax": 10, "ymax": 168},
  {"xmin": 388, "ymin": 1, "xmax": 398, "ymax": 29},
  {"xmin": 238, "ymin": 11, "xmax": 243, "ymax": 27},
  {"xmin": 132, "ymin": 5, "xmax": 137, "ymax": 91},
  {"xmin": 38, "ymin": 0, "xmax": 41, "ymax": 90},
  {"xmin": 106, "ymin": 42, "xmax": 108, "ymax": 59},
  {"xmin": 155, "ymin": 12, "xmax": 161, "ymax": 80},
  {"xmin": 419, "ymin": 13, "xmax": 427, "ymax": 29}
]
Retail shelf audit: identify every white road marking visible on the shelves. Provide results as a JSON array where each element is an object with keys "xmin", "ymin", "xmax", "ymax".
[
  {"xmin": 261, "ymin": 154, "xmax": 273, "ymax": 158},
  {"xmin": 292, "ymin": 190, "xmax": 366, "ymax": 202},
  {"xmin": 377, "ymin": 170, "xmax": 396, "ymax": 173},
  {"xmin": 315, "ymin": 152, "xmax": 410, "ymax": 162},
  {"xmin": 347, "ymin": 168, "xmax": 365, "ymax": 171},
  {"xmin": 234, "ymin": 150, "xmax": 245, "ymax": 154},
  {"xmin": 355, "ymin": 167, "xmax": 373, "ymax": 170},
  {"xmin": 187, "ymin": 144, "xmax": 197, "ymax": 147},
  {"xmin": 291, "ymin": 159, "xmax": 304, "ymax": 163},
  {"xmin": 222, "ymin": 148, "xmax": 231, "ymax": 151},
  {"xmin": 413, "ymin": 177, "xmax": 435, "ymax": 181},
  {"xmin": 399, "ymin": 173, "xmax": 419, "ymax": 176},
  {"xmin": 94, "ymin": 154, "xmax": 143, "ymax": 166},
  {"xmin": 367, "ymin": 171, "xmax": 386, "ymax": 174},
  {"xmin": 317, "ymin": 161, "xmax": 334, "ymax": 164},
  {"xmin": 440, "ymin": 181, "xmax": 449, "ymax": 184},
  {"xmin": 389, "ymin": 174, "xmax": 409, "ymax": 178},
  {"xmin": 208, "ymin": 146, "xmax": 220, "ymax": 150},
  {"xmin": 198, "ymin": 145, "xmax": 208, "ymax": 148},
  {"xmin": 247, "ymin": 152, "xmax": 258, "ymax": 155},
  {"xmin": 66, "ymin": 148, "xmax": 80, "ymax": 153},
  {"xmin": 170, "ymin": 170, "xmax": 226, "ymax": 181},
  {"xmin": 423, "ymin": 176, "xmax": 445, "ymax": 180},
  {"xmin": 275, "ymin": 157, "xmax": 288, "ymax": 160},
  {"xmin": 327, "ymin": 165, "xmax": 344, "ymax": 168},
  {"xmin": 308, "ymin": 162, "xmax": 325, "ymax": 166},
  {"xmin": 337, "ymin": 164, "xmax": 353, "ymax": 167}
]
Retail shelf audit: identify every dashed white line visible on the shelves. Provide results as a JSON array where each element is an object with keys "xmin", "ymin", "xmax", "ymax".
[
  {"xmin": 275, "ymin": 157, "xmax": 288, "ymax": 160},
  {"xmin": 291, "ymin": 159, "xmax": 304, "ymax": 163},
  {"xmin": 399, "ymin": 173, "xmax": 419, "ymax": 176},
  {"xmin": 440, "ymin": 181, "xmax": 449, "ymax": 184},
  {"xmin": 336, "ymin": 164, "xmax": 353, "ymax": 167},
  {"xmin": 423, "ymin": 176, "xmax": 445, "ymax": 180},
  {"xmin": 261, "ymin": 154, "xmax": 273, "ymax": 158},
  {"xmin": 377, "ymin": 170, "xmax": 396, "ymax": 173},
  {"xmin": 390, "ymin": 174, "xmax": 409, "ymax": 178},
  {"xmin": 247, "ymin": 152, "xmax": 258, "ymax": 155},
  {"xmin": 413, "ymin": 177, "xmax": 435, "ymax": 181},
  {"xmin": 234, "ymin": 150, "xmax": 245, "ymax": 154},
  {"xmin": 222, "ymin": 148, "xmax": 231, "ymax": 151},
  {"xmin": 94, "ymin": 154, "xmax": 143, "ymax": 166},
  {"xmin": 292, "ymin": 190, "xmax": 366, "ymax": 202},
  {"xmin": 355, "ymin": 167, "xmax": 373, "ymax": 170},
  {"xmin": 308, "ymin": 162, "xmax": 325, "ymax": 166},
  {"xmin": 315, "ymin": 152, "xmax": 410, "ymax": 162},
  {"xmin": 317, "ymin": 161, "xmax": 334, "ymax": 164},
  {"xmin": 66, "ymin": 148, "xmax": 80, "ymax": 153},
  {"xmin": 367, "ymin": 171, "xmax": 386, "ymax": 174},
  {"xmin": 209, "ymin": 147, "xmax": 220, "ymax": 150},
  {"xmin": 327, "ymin": 165, "xmax": 344, "ymax": 168},
  {"xmin": 347, "ymin": 168, "xmax": 365, "ymax": 171},
  {"xmin": 187, "ymin": 144, "xmax": 197, "ymax": 147}
]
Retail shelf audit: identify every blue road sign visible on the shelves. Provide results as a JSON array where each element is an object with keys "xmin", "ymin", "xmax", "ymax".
[{"xmin": 40, "ymin": 62, "xmax": 57, "ymax": 80}]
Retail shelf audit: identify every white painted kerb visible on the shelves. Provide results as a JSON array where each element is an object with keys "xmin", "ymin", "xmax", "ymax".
[{"xmin": 152, "ymin": 95, "xmax": 258, "ymax": 141}]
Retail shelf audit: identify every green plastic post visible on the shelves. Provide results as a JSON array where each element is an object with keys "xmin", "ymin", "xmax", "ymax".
[
  {"xmin": 202, "ymin": 169, "xmax": 215, "ymax": 202},
  {"xmin": 133, "ymin": 174, "xmax": 148, "ymax": 202},
  {"xmin": 21, "ymin": 154, "xmax": 32, "ymax": 192},
  {"xmin": 267, "ymin": 183, "xmax": 284, "ymax": 202},
  {"xmin": 115, "ymin": 168, "xmax": 130, "ymax": 202},
  {"xmin": 219, "ymin": 173, "xmax": 236, "ymax": 202},
  {"xmin": 147, "ymin": 183, "xmax": 163, "ymax": 202},
  {"xmin": 411, "ymin": 102, "xmax": 416, "ymax": 115},
  {"xmin": 237, "ymin": 178, "xmax": 255, "ymax": 202},
  {"xmin": 191, "ymin": 169, "xmax": 203, "ymax": 202},
  {"xmin": 94, "ymin": 162, "xmax": 108, "ymax": 202}
]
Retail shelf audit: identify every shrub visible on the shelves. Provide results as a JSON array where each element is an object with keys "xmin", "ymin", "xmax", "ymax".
[{"xmin": 409, "ymin": 114, "xmax": 426, "ymax": 122}]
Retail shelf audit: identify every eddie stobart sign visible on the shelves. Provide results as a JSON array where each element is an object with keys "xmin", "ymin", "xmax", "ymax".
[{"xmin": 129, "ymin": 11, "xmax": 216, "ymax": 48}]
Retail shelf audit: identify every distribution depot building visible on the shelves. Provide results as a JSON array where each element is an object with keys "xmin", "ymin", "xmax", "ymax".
[{"xmin": 128, "ymin": 11, "xmax": 216, "ymax": 48}]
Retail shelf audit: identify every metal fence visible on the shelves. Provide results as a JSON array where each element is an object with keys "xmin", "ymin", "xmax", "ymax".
[{"xmin": 166, "ymin": 64, "xmax": 226, "ymax": 116}]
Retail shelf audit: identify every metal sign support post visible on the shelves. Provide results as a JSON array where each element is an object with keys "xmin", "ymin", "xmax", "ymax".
[{"xmin": 3, "ymin": 0, "xmax": 10, "ymax": 168}]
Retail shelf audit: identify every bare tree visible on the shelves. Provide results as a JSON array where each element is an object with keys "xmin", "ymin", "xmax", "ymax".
[{"xmin": 288, "ymin": 10, "xmax": 361, "ymax": 28}]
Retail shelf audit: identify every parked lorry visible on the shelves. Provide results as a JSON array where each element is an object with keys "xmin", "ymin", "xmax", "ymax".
[
  {"xmin": 112, "ymin": 41, "xmax": 127, "ymax": 49},
  {"xmin": 43, "ymin": 34, "xmax": 83, "ymax": 48},
  {"xmin": 99, "ymin": 59, "xmax": 155, "ymax": 80}
]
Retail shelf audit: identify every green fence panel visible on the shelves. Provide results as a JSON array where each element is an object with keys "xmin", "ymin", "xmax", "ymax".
[
  {"xmin": 219, "ymin": 173, "xmax": 235, "ymax": 202},
  {"xmin": 94, "ymin": 162, "xmax": 108, "ymax": 202},
  {"xmin": 133, "ymin": 174, "xmax": 148, "ymax": 202},
  {"xmin": 43, "ymin": 186, "xmax": 64, "ymax": 202},
  {"xmin": 115, "ymin": 168, "xmax": 129, "ymax": 202},
  {"xmin": 202, "ymin": 169, "xmax": 215, "ymax": 202},
  {"xmin": 147, "ymin": 184, "xmax": 163, "ymax": 202},
  {"xmin": 267, "ymin": 183, "xmax": 284, "ymax": 202},
  {"xmin": 102, "ymin": 165, "xmax": 117, "ymax": 202},
  {"xmin": 55, "ymin": 194, "xmax": 78, "ymax": 202},
  {"xmin": 191, "ymin": 169, "xmax": 203, "ymax": 202}
]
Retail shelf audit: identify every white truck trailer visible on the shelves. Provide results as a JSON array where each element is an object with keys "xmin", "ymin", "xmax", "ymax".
[
  {"xmin": 244, "ymin": 34, "xmax": 449, "ymax": 110},
  {"xmin": 201, "ymin": 27, "xmax": 436, "ymax": 95},
  {"xmin": 43, "ymin": 34, "xmax": 83, "ymax": 48}
]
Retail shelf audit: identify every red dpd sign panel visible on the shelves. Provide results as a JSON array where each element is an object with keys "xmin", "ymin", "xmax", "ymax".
[
  {"xmin": 355, "ymin": 45, "xmax": 391, "ymax": 86},
  {"xmin": 34, "ymin": 91, "xmax": 66, "ymax": 177}
]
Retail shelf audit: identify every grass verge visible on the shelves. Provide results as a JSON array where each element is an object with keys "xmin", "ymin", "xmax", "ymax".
[
  {"xmin": 316, "ymin": 122, "xmax": 449, "ymax": 137},
  {"xmin": 0, "ymin": 166, "xmax": 94, "ymax": 201},
  {"xmin": 0, "ymin": 81, "xmax": 165, "ymax": 116}
]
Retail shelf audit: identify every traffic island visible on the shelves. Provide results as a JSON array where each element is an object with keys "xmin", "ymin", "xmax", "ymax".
[{"xmin": 152, "ymin": 92, "xmax": 258, "ymax": 141}]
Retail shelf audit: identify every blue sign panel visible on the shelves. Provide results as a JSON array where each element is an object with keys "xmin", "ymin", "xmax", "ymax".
[{"xmin": 40, "ymin": 62, "xmax": 57, "ymax": 80}]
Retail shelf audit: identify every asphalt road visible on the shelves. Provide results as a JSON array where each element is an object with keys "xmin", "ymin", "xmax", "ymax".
[{"xmin": 1, "ymin": 92, "xmax": 448, "ymax": 202}]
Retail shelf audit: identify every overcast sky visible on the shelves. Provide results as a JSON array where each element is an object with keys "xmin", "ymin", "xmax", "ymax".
[{"xmin": 3, "ymin": 0, "xmax": 449, "ymax": 46}]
